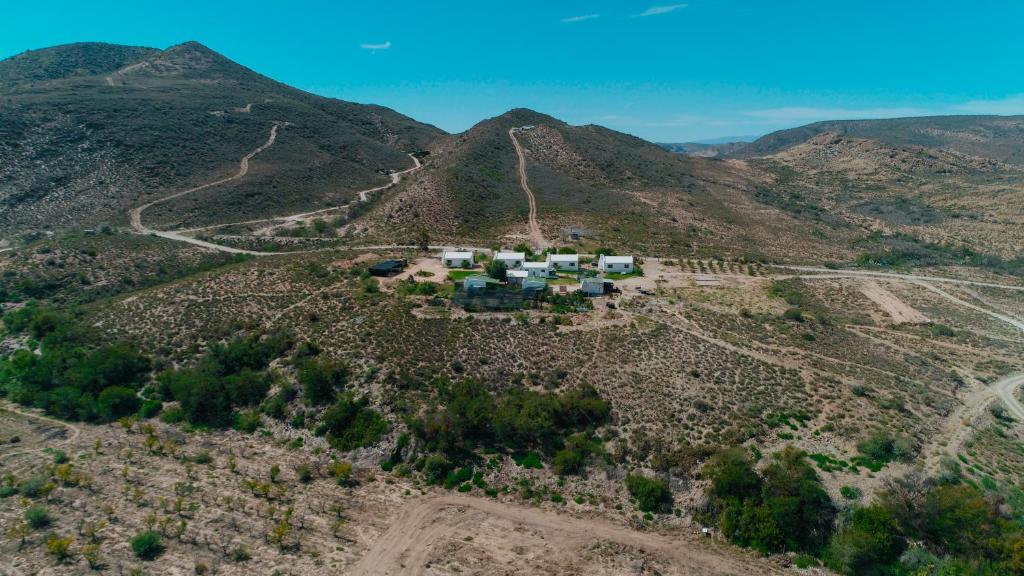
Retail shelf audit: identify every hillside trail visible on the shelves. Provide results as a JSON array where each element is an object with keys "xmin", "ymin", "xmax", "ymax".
[
  {"xmin": 0, "ymin": 401, "xmax": 81, "ymax": 472},
  {"xmin": 350, "ymin": 494, "xmax": 782, "ymax": 576},
  {"xmin": 129, "ymin": 122, "xmax": 281, "ymax": 236},
  {"xmin": 128, "ymin": 120, "xmax": 425, "ymax": 255},
  {"xmin": 509, "ymin": 127, "xmax": 550, "ymax": 251}
]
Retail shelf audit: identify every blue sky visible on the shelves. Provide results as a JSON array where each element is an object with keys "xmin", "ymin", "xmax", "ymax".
[{"xmin": 5, "ymin": 1, "xmax": 1024, "ymax": 142}]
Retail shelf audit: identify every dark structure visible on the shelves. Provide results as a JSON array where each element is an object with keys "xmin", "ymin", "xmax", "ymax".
[{"xmin": 369, "ymin": 259, "xmax": 406, "ymax": 277}]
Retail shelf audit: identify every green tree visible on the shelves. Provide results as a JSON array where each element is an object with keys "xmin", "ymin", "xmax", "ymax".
[
  {"xmin": 825, "ymin": 504, "xmax": 906, "ymax": 576},
  {"xmin": 486, "ymin": 259, "xmax": 508, "ymax": 282},
  {"xmin": 97, "ymin": 386, "xmax": 140, "ymax": 421}
]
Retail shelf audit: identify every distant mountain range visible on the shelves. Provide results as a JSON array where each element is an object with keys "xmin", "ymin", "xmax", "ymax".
[
  {"xmin": 658, "ymin": 141, "xmax": 751, "ymax": 157},
  {"xmin": 2, "ymin": 41, "xmax": 1021, "ymax": 266}
]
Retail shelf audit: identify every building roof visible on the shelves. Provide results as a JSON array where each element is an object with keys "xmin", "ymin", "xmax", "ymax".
[
  {"xmin": 442, "ymin": 250, "xmax": 473, "ymax": 260},
  {"xmin": 495, "ymin": 251, "xmax": 526, "ymax": 260},
  {"xmin": 464, "ymin": 275, "xmax": 501, "ymax": 284},
  {"xmin": 523, "ymin": 261, "xmax": 549, "ymax": 269},
  {"xmin": 601, "ymin": 255, "xmax": 633, "ymax": 264},
  {"xmin": 547, "ymin": 253, "xmax": 579, "ymax": 263},
  {"xmin": 581, "ymin": 277, "xmax": 605, "ymax": 287},
  {"xmin": 369, "ymin": 259, "xmax": 404, "ymax": 271},
  {"xmin": 507, "ymin": 270, "xmax": 529, "ymax": 278}
]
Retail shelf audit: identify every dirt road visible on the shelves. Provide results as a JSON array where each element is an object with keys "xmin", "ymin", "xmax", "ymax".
[
  {"xmin": 129, "ymin": 123, "xmax": 281, "ymax": 235},
  {"xmin": 509, "ymin": 128, "xmax": 549, "ymax": 250},
  {"xmin": 0, "ymin": 401, "xmax": 80, "ymax": 471},
  {"xmin": 779, "ymin": 265, "xmax": 1024, "ymax": 292},
  {"xmin": 350, "ymin": 494, "xmax": 781, "ymax": 576}
]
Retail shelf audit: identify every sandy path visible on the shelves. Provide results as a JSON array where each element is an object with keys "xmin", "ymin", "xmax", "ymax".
[
  {"xmin": 350, "ymin": 495, "xmax": 781, "ymax": 576},
  {"xmin": 860, "ymin": 280, "xmax": 929, "ymax": 324},
  {"xmin": 509, "ymin": 128, "xmax": 549, "ymax": 250}
]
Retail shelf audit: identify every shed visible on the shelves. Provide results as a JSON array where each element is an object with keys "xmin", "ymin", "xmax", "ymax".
[
  {"xmin": 580, "ymin": 277, "xmax": 613, "ymax": 296},
  {"xmin": 598, "ymin": 255, "xmax": 634, "ymax": 274},
  {"xmin": 494, "ymin": 251, "xmax": 526, "ymax": 269},
  {"xmin": 368, "ymin": 259, "xmax": 406, "ymax": 277},
  {"xmin": 442, "ymin": 250, "xmax": 474, "ymax": 268}
]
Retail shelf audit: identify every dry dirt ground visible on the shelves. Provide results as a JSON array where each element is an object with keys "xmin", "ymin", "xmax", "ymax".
[{"xmin": 0, "ymin": 404, "xmax": 786, "ymax": 576}]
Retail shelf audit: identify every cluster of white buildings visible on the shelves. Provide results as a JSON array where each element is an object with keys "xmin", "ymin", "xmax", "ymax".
[{"xmin": 440, "ymin": 250, "xmax": 634, "ymax": 289}]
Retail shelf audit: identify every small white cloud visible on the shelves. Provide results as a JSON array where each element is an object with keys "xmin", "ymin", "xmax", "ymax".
[
  {"xmin": 360, "ymin": 41, "xmax": 391, "ymax": 51},
  {"xmin": 952, "ymin": 94, "xmax": 1024, "ymax": 115},
  {"xmin": 635, "ymin": 4, "xmax": 688, "ymax": 17},
  {"xmin": 561, "ymin": 14, "xmax": 600, "ymax": 23}
]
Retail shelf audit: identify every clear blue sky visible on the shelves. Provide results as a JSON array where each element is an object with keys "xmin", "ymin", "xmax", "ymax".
[{"xmin": 4, "ymin": 1, "xmax": 1024, "ymax": 142}]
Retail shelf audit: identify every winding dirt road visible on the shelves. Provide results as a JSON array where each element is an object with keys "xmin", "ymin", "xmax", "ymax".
[
  {"xmin": 129, "ymin": 123, "xmax": 281, "ymax": 254},
  {"xmin": 350, "ymin": 495, "xmax": 780, "ymax": 576},
  {"xmin": 509, "ymin": 127, "xmax": 549, "ymax": 250}
]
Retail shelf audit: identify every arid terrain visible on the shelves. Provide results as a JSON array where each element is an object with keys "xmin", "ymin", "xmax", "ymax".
[{"xmin": 2, "ymin": 41, "xmax": 1023, "ymax": 576}]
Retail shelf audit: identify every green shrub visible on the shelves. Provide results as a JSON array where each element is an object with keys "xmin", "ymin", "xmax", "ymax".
[
  {"xmin": 25, "ymin": 505, "xmax": 52, "ymax": 529},
  {"xmin": 299, "ymin": 358, "xmax": 347, "ymax": 406},
  {"xmin": 625, "ymin": 474, "xmax": 672, "ymax": 513},
  {"xmin": 131, "ymin": 531, "xmax": 164, "ymax": 560},
  {"xmin": 233, "ymin": 410, "xmax": 261, "ymax": 433},
  {"xmin": 320, "ymin": 395, "xmax": 388, "ymax": 451}
]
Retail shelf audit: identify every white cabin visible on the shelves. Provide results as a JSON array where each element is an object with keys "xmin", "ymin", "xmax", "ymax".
[
  {"xmin": 598, "ymin": 255, "xmax": 634, "ymax": 274},
  {"xmin": 494, "ymin": 251, "xmax": 526, "ymax": 270},
  {"xmin": 442, "ymin": 250, "xmax": 474, "ymax": 268},
  {"xmin": 547, "ymin": 253, "xmax": 579, "ymax": 272},
  {"xmin": 523, "ymin": 261, "xmax": 551, "ymax": 278}
]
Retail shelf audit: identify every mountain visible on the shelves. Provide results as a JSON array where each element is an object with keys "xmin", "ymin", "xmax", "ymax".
[
  {"xmin": 659, "ymin": 141, "xmax": 749, "ymax": 157},
  {"xmin": 0, "ymin": 41, "xmax": 444, "ymax": 236},
  {"xmin": 732, "ymin": 115, "xmax": 1024, "ymax": 164},
  {"xmin": 362, "ymin": 109, "xmax": 855, "ymax": 261}
]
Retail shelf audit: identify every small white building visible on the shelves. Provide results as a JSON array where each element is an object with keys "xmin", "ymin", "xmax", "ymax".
[
  {"xmin": 494, "ymin": 251, "xmax": 526, "ymax": 269},
  {"xmin": 442, "ymin": 250, "xmax": 474, "ymax": 268},
  {"xmin": 598, "ymin": 255, "xmax": 634, "ymax": 274},
  {"xmin": 506, "ymin": 270, "xmax": 529, "ymax": 286},
  {"xmin": 523, "ymin": 261, "xmax": 551, "ymax": 278},
  {"xmin": 547, "ymin": 253, "xmax": 579, "ymax": 272}
]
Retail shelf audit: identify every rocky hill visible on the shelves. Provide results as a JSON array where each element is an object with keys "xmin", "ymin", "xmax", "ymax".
[
  {"xmin": 362, "ymin": 109, "xmax": 856, "ymax": 261},
  {"xmin": 0, "ymin": 41, "xmax": 444, "ymax": 237},
  {"xmin": 732, "ymin": 115, "xmax": 1024, "ymax": 164}
]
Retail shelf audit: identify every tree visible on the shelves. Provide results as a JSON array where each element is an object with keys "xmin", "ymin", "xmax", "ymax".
[
  {"xmin": 825, "ymin": 505, "xmax": 906, "ymax": 576},
  {"xmin": 703, "ymin": 447, "xmax": 761, "ymax": 501},
  {"xmin": 486, "ymin": 259, "xmax": 508, "ymax": 282},
  {"xmin": 97, "ymin": 386, "xmax": 140, "ymax": 421},
  {"xmin": 299, "ymin": 359, "xmax": 348, "ymax": 406},
  {"xmin": 320, "ymin": 395, "xmax": 389, "ymax": 451},
  {"xmin": 416, "ymin": 229, "xmax": 430, "ymax": 251}
]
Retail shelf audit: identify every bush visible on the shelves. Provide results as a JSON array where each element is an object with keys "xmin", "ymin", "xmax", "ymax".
[
  {"xmin": 320, "ymin": 395, "xmax": 388, "ymax": 451},
  {"xmin": 233, "ymin": 410, "xmax": 262, "ymax": 433},
  {"xmin": 422, "ymin": 455, "xmax": 453, "ymax": 485},
  {"xmin": 299, "ymin": 359, "xmax": 348, "ymax": 406},
  {"xmin": 131, "ymin": 530, "xmax": 164, "ymax": 560},
  {"xmin": 97, "ymin": 386, "xmax": 140, "ymax": 421},
  {"xmin": 825, "ymin": 504, "xmax": 905, "ymax": 576},
  {"xmin": 707, "ymin": 446, "xmax": 835, "ymax": 555},
  {"xmin": 25, "ymin": 505, "xmax": 52, "ymax": 529},
  {"xmin": 625, "ymin": 474, "xmax": 672, "ymax": 513}
]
